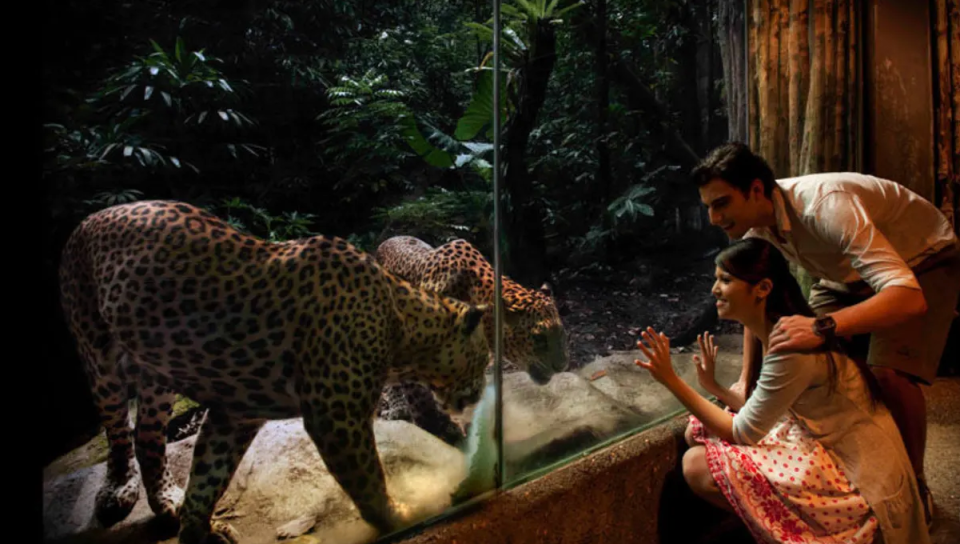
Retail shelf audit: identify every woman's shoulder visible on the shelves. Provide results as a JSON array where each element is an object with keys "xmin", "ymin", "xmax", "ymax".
[
  {"xmin": 762, "ymin": 350, "xmax": 823, "ymax": 364},
  {"xmin": 761, "ymin": 350, "xmax": 833, "ymax": 379},
  {"xmin": 763, "ymin": 347, "xmax": 849, "ymax": 362}
]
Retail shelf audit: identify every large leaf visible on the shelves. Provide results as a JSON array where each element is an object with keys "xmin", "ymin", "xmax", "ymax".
[
  {"xmin": 462, "ymin": 142, "xmax": 494, "ymax": 154},
  {"xmin": 175, "ymin": 36, "xmax": 185, "ymax": 63},
  {"xmin": 399, "ymin": 115, "xmax": 453, "ymax": 169},
  {"xmin": 454, "ymin": 71, "xmax": 507, "ymax": 141}
]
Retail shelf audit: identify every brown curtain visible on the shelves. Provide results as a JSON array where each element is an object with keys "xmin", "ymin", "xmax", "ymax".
[
  {"xmin": 747, "ymin": 0, "xmax": 859, "ymax": 176},
  {"xmin": 934, "ymin": 0, "xmax": 960, "ymax": 235},
  {"xmin": 746, "ymin": 0, "xmax": 859, "ymax": 295}
]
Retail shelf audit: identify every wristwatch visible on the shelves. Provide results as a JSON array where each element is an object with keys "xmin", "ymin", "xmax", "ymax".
[{"xmin": 813, "ymin": 315, "xmax": 837, "ymax": 340}]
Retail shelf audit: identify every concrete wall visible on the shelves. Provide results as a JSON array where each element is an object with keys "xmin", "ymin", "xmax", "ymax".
[{"xmin": 390, "ymin": 414, "xmax": 746, "ymax": 544}]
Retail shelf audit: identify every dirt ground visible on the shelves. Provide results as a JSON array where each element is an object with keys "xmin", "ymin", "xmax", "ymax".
[{"xmin": 547, "ymin": 248, "xmax": 743, "ymax": 372}]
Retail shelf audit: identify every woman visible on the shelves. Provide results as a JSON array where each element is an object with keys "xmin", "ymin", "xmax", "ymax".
[{"xmin": 635, "ymin": 238, "xmax": 929, "ymax": 544}]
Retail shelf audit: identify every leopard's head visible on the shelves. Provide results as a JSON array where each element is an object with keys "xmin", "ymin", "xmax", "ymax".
[
  {"xmin": 503, "ymin": 282, "xmax": 569, "ymax": 385},
  {"xmin": 428, "ymin": 303, "xmax": 490, "ymax": 417}
]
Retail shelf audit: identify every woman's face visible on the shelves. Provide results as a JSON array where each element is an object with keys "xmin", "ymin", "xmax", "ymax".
[{"xmin": 711, "ymin": 266, "xmax": 762, "ymax": 322}]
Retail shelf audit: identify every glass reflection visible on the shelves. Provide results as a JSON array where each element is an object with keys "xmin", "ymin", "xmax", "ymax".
[{"xmin": 493, "ymin": 0, "xmax": 746, "ymax": 484}]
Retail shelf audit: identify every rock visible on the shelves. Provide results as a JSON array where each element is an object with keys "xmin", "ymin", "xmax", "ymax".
[
  {"xmin": 43, "ymin": 419, "xmax": 468, "ymax": 544},
  {"xmin": 498, "ymin": 371, "xmax": 644, "ymax": 476}
]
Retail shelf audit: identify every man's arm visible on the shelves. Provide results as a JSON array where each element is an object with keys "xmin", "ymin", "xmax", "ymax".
[
  {"xmin": 816, "ymin": 191, "xmax": 929, "ymax": 330},
  {"xmin": 769, "ymin": 192, "xmax": 928, "ymax": 354},
  {"xmin": 830, "ymin": 285, "xmax": 927, "ymax": 337}
]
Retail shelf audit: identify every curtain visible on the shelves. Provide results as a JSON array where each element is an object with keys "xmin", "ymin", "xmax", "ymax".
[
  {"xmin": 934, "ymin": 0, "xmax": 960, "ymax": 235},
  {"xmin": 747, "ymin": 0, "xmax": 859, "ymax": 176},
  {"xmin": 746, "ymin": 0, "xmax": 859, "ymax": 296}
]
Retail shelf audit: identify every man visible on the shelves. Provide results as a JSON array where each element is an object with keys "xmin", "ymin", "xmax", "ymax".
[{"xmin": 692, "ymin": 142, "xmax": 960, "ymax": 523}]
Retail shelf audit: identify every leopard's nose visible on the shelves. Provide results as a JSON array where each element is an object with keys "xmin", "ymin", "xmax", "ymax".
[{"xmin": 528, "ymin": 364, "xmax": 552, "ymax": 385}]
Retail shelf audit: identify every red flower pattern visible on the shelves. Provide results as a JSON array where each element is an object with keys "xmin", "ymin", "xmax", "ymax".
[{"xmin": 689, "ymin": 414, "xmax": 878, "ymax": 544}]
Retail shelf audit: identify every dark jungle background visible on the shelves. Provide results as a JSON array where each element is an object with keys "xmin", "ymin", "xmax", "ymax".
[{"xmin": 41, "ymin": 0, "xmax": 749, "ymax": 467}]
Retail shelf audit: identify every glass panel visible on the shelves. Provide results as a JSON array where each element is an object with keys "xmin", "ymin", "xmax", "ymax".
[
  {"xmin": 42, "ymin": 2, "xmax": 498, "ymax": 543},
  {"xmin": 493, "ymin": 0, "xmax": 748, "ymax": 486}
]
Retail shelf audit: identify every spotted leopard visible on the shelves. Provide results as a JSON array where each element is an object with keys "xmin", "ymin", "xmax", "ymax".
[
  {"xmin": 374, "ymin": 235, "xmax": 569, "ymax": 444},
  {"xmin": 58, "ymin": 201, "xmax": 490, "ymax": 544}
]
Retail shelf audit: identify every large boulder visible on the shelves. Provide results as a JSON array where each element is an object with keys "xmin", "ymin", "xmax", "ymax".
[{"xmin": 44, "ymin": 419, "xmax": 468, "ymax": 544}]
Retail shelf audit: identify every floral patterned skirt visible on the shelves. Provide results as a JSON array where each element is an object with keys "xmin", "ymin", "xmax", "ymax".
[{"xmin": 689, "ymin": 413, "xmax": 880, "ymax": 544}]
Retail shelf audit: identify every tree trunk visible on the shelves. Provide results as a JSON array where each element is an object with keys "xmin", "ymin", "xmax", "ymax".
[
  {"xmin": 788, "ymin": 0, "xmax": 810, "ymax": 174},
  {"xmin": 596, "ymin": 0, "xmax": 612, "ymax": 208},
  {"xmin": 933, "ymin": 0, "xmax": 959, "ymax": 232},
  {"xmin": 800, "ymin": 0, "xmax": 826, "ymax": 173},
  {"xmin": 718, "ymin": 0, "xmax": 748, "ymax": 142},
  {"xmin": 572, "ymin": 9, "xmax": 701, "ymax": 169},
  {"xmin": 677, "ymin": 2, "xmax": 704, "ymax": 154},
  {"xmin": 504, "ymin": 19, "xmax": 558, "ymax": 285},
  {"xmin": 695, "ymin": 0, "xmax": 716, "ymax": 151}
]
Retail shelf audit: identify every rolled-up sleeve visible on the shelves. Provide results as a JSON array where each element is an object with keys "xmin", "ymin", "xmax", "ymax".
[
  {"xmin": 732, "ymin": 352, "xmax": 818, "ymax": 445},
  {"xmin": 809, "ymin": 192, "xmax": 921, "ymax": 292}
]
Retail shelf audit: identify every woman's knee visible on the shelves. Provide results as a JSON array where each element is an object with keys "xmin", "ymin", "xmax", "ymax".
[
  {"xmin": 682, "ymin": 446, "xmax": 711, "ymax": 490},
  {"xmin": 684, "ymin": 422, "xmax": 696, "ymax": 447}
]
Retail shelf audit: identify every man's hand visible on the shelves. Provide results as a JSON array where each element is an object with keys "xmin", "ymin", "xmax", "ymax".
[{"xmin": 768, "ymin": 315, "xmax": 823, "ymax": 353}]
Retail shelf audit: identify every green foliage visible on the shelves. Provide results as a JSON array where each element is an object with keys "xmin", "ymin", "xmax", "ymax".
[
  {"xmin": 89, "ymin": 37, "xmax": 260, "ymax": 174},
  {"xmin": 82, "ymin": 189, "xmax": 146, "ymax": 209},
  {"xmin": 218, "ymin": 197, "xmax": 319, "ymax": 242},
  {"xmin": 318, "ymin": 69, "xmax": 416, "ymax": 192},
  {"xmin": 375, "ymin": 188, "xmax": 493, "ymax": 245},
  {"xmin": 468, "ymin": 0, "xmax": 584, "ymax": 66},
  {"xmin": 344, "ymin": 231, "xmax": 382, "ymax": 255},
  {"xmin": 399, "ymin": 69, "xmax": 503, "ymax": 184},
  {"xmin": 42, "ymin": 0, "xmax": 729, "ymax": 274},
  {"xmin": 606, "ymin": 164, "xmax": 680, "ymax": 224},
  {"xmin": 453, "ymin": 70, "xmax": 507, "ymax": 142},
  {"xmin": 608, "ymin": 184, "xmax": 655, "ymax": 220},
  {"xmin": 570, "ymin": 164, "xmax": 681, "ymax": 256}
]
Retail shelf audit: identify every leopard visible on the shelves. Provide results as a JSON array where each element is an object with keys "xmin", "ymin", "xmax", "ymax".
[
  {"xmin": 374, "ymin": 235, "xmax": 569, "ymax": 445},
  {"xmin": 57, "ymin": 201, "xmax": 490, "ymax": 544}
]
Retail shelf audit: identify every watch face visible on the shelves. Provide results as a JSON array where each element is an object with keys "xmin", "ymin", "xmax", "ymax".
[{"xmin": 816, "ymin": 317, "xmax": 835, "ymax": 334}]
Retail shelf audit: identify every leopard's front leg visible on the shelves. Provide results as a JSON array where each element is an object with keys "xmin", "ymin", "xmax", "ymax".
[
  {"xmin": 379, "ymin": 382, "xmax": 465, "ymax": 446},
  {"xmin": 178, "ymin": 410, "xmax": 264, "ymax": 544},
  {"xmin": 302, "ymin": 395, "xmax": 410, "ymax": 535}
]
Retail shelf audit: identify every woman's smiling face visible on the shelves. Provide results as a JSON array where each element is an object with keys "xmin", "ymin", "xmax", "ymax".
[{"xmin": 711, "ymin": 265, "xmax": 760, "ymax": 322}]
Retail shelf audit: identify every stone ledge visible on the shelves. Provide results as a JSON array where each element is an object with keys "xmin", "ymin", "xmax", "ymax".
[{"xmin": 390, "ymin": 413, "xmax": 746, "ymax": 544}]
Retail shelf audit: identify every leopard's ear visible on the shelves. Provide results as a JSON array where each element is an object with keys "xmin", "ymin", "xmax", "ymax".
[
  {"xmin": 539, "ymin": 282, "xmax": 553, "ymax": 297},
  {"xmin": 462, "ymin": 305, "xmax": 486, "ymax": 336},
  {"xmin": 503, "ymin": 304, "xmax": 524, "ymax": 328}
]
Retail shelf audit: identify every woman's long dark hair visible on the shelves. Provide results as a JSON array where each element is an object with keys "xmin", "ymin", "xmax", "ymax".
[{"xmin": 715, "ymin": 238, "xmax": 883, "ymax": 406}]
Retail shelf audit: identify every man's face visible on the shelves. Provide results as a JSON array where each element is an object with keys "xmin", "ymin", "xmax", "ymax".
[{"xmin": 698, "ymin": 178, "xmax": 765, "ymax": 239}]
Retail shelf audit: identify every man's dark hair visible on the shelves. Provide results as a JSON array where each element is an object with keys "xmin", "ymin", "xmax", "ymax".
[{"xmin": 691, "ymin": 142, "xmax": 776, "ymax": 198}]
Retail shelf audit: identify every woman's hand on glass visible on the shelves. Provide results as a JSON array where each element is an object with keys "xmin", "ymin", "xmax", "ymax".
[
  {"xmin": 635, "ymin": 327, "xmax": 678, "ymax": 386},
  {"xmin": 694, "ymin": 331, "xmax": 720, "ymax": 393}
]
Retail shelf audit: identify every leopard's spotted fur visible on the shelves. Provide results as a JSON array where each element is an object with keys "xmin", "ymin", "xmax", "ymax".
[
  {"xmin": 58, "ymin": 201, "xmax": 490, "ymax": 543},
  {"xmin": 374, "ymin": 235, "xmax": 568, "ymax": 444}
]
